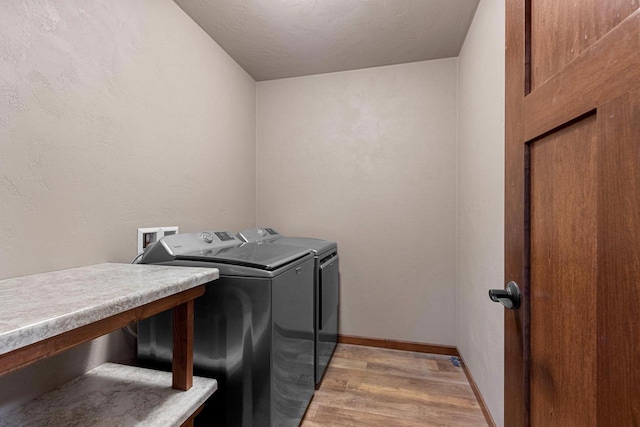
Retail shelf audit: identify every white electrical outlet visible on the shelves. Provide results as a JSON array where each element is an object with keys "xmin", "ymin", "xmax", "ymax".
[
  {"xmin": 137, "ymin": 226, "xmax": 179, "ymax": 254},
  {"xmin": 162, "ymin": 226, "xmax": 179, "ymax": 236}
]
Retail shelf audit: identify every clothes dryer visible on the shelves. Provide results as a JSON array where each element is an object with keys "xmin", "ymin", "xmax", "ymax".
[
  {"xmin": 137, "ymin": 231, "xmax": 314, "ymax": 427},
  {"xmin": 237, "ymin": 227, "xmax": 339, "ymax": 387}
]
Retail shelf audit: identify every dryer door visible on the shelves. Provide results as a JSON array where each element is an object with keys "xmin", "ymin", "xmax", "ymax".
[{"xmin": 317, "ymin": 254, "xmax": 339, "ymax": 384}]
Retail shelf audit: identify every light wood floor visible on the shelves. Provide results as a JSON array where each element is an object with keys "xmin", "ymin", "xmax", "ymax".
[{"xmin": 301, "ymin": 344, "xmax": 488, "ymax": 427}]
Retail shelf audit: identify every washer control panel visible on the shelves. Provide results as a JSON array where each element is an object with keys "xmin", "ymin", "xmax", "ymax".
[
  {"xmin": 159, "ymin": 230, "xmax": 242, "ymax": 256},
  {"xmin": 237, "ymin": 227, "xmax": 281, "ymax": 242},
  {"xmin": 200, "ymin": 232, "xmax": 214, "ymax": 243},
  {"xmin": 214, "ymin": 231, "xmax": 236, "ymax": 241}
]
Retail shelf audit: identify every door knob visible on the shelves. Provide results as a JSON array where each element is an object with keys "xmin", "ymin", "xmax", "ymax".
[{"xmin": 489, "ymin": 281, "xmax": 521, "ymax": 309}]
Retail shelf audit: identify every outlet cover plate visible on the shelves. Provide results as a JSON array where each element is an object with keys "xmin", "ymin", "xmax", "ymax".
[{"xmin": 137, "ymin": 226, "xmax": 179, "ymax": 254}]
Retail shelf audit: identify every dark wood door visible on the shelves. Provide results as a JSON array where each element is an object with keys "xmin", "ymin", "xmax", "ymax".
[{"xmin": 504, "ymin": 1, "xmax": 640, "ymax": 426}]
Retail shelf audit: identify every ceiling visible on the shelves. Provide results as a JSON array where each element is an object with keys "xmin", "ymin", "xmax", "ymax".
[{"xmin": 174, "ymin": 0, "xmax": 480, "ymax": 81}]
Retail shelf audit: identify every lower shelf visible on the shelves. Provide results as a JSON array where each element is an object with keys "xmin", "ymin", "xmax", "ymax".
[{"xmin": 0, "ymin": 363, "xmax": 217, "ymax": 427}]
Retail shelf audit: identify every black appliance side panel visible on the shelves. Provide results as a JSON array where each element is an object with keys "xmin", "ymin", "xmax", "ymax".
[
  {"xmin": 271, "ymin": 258, "xmax": 315, "ymax": 427},
  {"xmin": 137, "ymin": 277, "xmax": 272, "ymax": 427},
  {"xmin": 317, "ymin": 255, "xmax": 339, "ymax": 385}
]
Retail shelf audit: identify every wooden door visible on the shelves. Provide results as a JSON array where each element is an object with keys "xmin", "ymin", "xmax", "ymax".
[{"xmin": 504, "ymin": 1, "xmax": 640, "ymax": 426}]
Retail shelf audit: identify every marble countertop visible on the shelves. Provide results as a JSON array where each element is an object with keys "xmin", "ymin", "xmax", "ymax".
[
  {"xmin": 0, "ymin": 363, "xmax": 218, "ymax": 426},
  {"xmin": 0, "ymin": 263, "xmax": 219, "ymax": 355}
]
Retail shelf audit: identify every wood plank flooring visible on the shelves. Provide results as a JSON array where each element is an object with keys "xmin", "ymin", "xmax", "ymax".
[{"xmin": 301, "ymin": 344, "xmax": 488, "ymax": 427}]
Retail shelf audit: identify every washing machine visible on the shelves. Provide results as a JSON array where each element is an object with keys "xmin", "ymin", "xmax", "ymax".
[
  {"xmin": 137, "ymin": 231, "xmax": 315, "ymax": 427},
  {"xmin": 237, "ymin": 227, "xmax": 339, "ymax": 387}
]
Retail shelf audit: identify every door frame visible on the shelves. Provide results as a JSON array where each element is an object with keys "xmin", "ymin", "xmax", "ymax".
[{"xmin": 504, "ymin": 0, "xmax": 528, "ymax": 424}]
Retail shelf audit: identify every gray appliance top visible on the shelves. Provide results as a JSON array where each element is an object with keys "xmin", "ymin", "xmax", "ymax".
[
  {"xmin": 144, "ymin": 231, "xmax": 312, "ymax": 271},
  {"xmin": 237, "ymin": 227, "xmax": 281, "ymax": 242},
  {"xmin": 237, "ymin": 227, "xmax": 337, "ymax": 256}
]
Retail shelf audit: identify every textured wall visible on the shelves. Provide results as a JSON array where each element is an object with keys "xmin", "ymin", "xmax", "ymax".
[
  {"xmin": 256, "ymin": 59, "xmax": 458, "ymax": 345},
  {"xmin": 457, "ymin": 0, "xmax": 506, "ymax": 424},
  {"xmin": 0, "ymin": 0, "xmax": 255, "ymax": 414}
]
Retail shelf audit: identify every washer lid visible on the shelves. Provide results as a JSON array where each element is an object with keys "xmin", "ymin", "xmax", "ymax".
[{"xmin": 176, "ymin": 242, "xmax": 312, "ymax": 270}]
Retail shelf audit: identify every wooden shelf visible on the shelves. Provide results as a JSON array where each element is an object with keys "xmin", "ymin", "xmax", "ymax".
[
  {"xmin": 0, "ymin": 263, "xmax": 220, "ymax": 426},
  {"xmin": 0, "ymin": 363, "xmax": 217, "ymax": 427}
]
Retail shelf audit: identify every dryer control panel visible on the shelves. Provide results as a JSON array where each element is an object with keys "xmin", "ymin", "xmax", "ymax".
[{"xmin": 237, "ymin": 227, "xmax": 281, "ymax": 242}]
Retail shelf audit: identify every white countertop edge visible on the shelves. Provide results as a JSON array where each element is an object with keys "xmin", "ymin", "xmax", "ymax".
[{"xmin": 0, "ymin": 263, "xmax": 219, "ymax": 355}]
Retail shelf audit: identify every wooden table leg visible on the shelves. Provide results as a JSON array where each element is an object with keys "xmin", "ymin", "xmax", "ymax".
[{"xmin": 172, "ymin": 300, "xmax": 194, "ymax": 390}]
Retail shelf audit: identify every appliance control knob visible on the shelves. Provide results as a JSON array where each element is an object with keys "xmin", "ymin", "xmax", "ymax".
[{"xmin": 201, "ymin": 232, "xmax": 214, "ymax": 243}]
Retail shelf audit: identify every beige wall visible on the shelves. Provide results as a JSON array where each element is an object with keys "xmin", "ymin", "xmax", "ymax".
[
  {"xmin": 1, "ymin": 0, "xmax": 507, "ymax": 419},
  {"xmin": 0, "ymin": 0, "xmax": 256, "ymax": 414},
  {"xmin": 457, "ymin": 0, "xmax": 506, "ymax": 424},
  {"xmin": 256, "ymin": 59, "xmax": 458, "ymax": 345}
]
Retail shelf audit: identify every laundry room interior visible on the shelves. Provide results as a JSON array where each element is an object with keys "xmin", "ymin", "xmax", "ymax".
[{"xmin": 1, "ymin": 0, "xmax": 506, "ymax": 426}]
